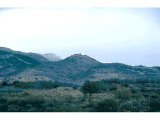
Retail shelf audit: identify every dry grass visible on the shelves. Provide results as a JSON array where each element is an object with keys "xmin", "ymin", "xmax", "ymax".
[{"xmin": 26, "ymin": 87, "xmax": 83, "ymax": 103}]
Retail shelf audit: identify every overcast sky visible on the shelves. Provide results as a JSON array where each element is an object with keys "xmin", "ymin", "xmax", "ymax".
[{"xmin": 0, "ymin": 8, "xmax": 160, "ymax": 66}]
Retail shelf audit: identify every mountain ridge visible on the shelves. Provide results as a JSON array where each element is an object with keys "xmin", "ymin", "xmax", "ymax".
[{"xmin": 0, "ymin": 47, "xmax": 160, "ymax": 85}]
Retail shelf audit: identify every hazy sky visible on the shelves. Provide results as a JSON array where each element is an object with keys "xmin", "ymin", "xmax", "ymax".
[{"xmin": 0, "ymin": 8, "xmax": 160, "ymax": 66}]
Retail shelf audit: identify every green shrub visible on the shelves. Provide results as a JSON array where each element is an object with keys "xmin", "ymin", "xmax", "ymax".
[
  {"xmin": 12, "ymin": 81, "xmax": 59, "ymax": 90},
  {"xmin": 81, "ymin": 81, "xmax": 104, "ymax": 104},
  {"xmin": 94, "ymin": 98, "xmax": 118, "ymax": 112},
  {"xmin": 8, "ymin": 98, "xmax": 44, "ymax": 112},
  {"xmin": 119, "ymin": 99, "xmax": 142, "ymax": 112},
  {"xmin": 149, "ymin": 97, "xmax": 160, "ymax": 112},
  {"xmin": 130, "ymin": 86, "xmax": 139, "ymax": 94},
  {"xmin": 0, "ymin": 104, "xmax": 8, "ymax": 112},
  {"xmin": 116, "ymin": 87, "xmax": 132, "ymax": 100},
  {"xmin": 81, "ymin": 81, "xmax": 102, "ymax": 96},
  {"xmin": 2, "ymin": 81, "xmax": 8, "ymax": 86},
  {"xmin": 109, "ymin": 84, "xmax": 118, "ymax": 91},
  {"xmin": 0, "ymin": 98, "xmax": 8, "ymax": 112}
]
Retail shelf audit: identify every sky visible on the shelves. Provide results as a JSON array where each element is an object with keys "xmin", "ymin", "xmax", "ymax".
[{"xmin": 0, "ymin": 8, "xmax": 160, "ymax": 66}]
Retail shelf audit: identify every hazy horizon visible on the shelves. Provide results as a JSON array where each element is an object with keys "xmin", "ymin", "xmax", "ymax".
[{"xmin": 0, "ymin": 8, "xmax": 160, "ymax": 66}]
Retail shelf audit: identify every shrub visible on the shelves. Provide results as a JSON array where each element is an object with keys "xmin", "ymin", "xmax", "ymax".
[
  {"xmin": 119, "ymin": 99, "xmax": 142, "ymax": 112},
  {"xmin": 130, "ymin": 86, "xmax": 139, "ymax": 94},
  {"xmin": 8, "ymin": 98, "xmax": 44, "ymax": 112},
  {"xmin": 2, "ymin": 81, "xmax": 8, "ymax": 86},
  {"xmin": 118, "ymin": 97, "xmax": 151, "ymax": 112},
  {"xmin": 0, "ymin": 98, "xmax": 8, "ymax": 112},
  {"xmin": 94, "ymin": 98, "xmax": 118, "ymax": 112},
  {"xmin": 0, "ymin": 104, "xmax": 8, "ymax": 112},
  {"xmin": 81, "ymin": 81, "xmax": 105, "ymax": 105},
  {"xmin": 12, "ymin": 81, "xmax": 59, "ymax": 90},
  {"xmin": 149, "ymin": 97, "xmax": 160, "ymax": 112},
  {"xmin": 0, "ymin": 98, "xmax": 7, "ymax": 103},
  {"xmin": 81, "ymin": 81, "xmax": 102, "ymax": 96},
  {"xmin": 116, "ymin": 87, "xmax": 132, "ymax": 100},
  {"xmin": 109, "ymin": 84, "xmax": 118, "ymax": 91}
]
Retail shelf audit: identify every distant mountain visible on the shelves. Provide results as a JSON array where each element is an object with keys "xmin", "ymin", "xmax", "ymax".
[
  {"xmin": 0, "ymin": 47, "xmax": 49, "ymax": 63},
  {"xmin": 41, "ymin": 53, "xmax": 62, "ymax": 61},
  {"xmin": 1, "ymin": 47, "xmax": 160, "ymax": 85}
]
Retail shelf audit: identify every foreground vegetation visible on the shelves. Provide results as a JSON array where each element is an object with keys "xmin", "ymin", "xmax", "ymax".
[{"xmin": 0, "ymin": 79, "xmax": 160, "ymax": 112}]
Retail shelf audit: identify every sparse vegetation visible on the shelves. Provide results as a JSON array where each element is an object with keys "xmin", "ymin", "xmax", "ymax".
[{"xmin": 0, "ymin": 79, "xmax": 159, "ymax": 112}]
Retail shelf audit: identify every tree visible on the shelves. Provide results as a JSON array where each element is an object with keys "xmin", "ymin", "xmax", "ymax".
[
  {"xmin": 2, "ymin": 81, "xmax": 8, "ymax": 86},
  {"xmin": 81, "ymin": 81, "xmax": 101, "ymax": 104}
]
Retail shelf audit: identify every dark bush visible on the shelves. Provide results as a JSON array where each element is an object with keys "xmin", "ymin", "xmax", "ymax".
[
  {"xmin": 109, "ymin": 84, "xmax": 118, "ymax": 91},
  {"xmin": 81, "ymin": 81, "xmax": 102, "ymax": 95},
  {"xmin": 0, "ymin": 104, "xmax": 8, "ymax": 112},
  {"xmin": 149, "ymin": 97, "xmax": 160, "ymax": 112},
  {"xmin": 2, "ymin": 81, "xmax": 8, "ymax": 86},
  {"xmin": 94, "ymin": 99, "xmax": 118, "ymax": 112},
  {"xmin": 12, "ymin": 81, "xmax": 60, "ymax": 90}
]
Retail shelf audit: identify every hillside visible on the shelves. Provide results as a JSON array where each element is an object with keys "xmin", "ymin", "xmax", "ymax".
[
  {"xmin": 73, "ymin": 63, "xmax": 160, "ymax": 84},
  {"xmin": 4, "ymin": 52, "xmax": 160, "ymax": 85},
  {"xmin": 0, "ymin": 47, "xmax": 49, "ymax": 63},
  {"xmin": 1, "ymin": 47, "xmax": 160, "ymax": 85},
  {"xmin": 10, "ymin": 54, "xmax": 100, "ymax": 83},
  {"xmin": 0, "ymin": 50, "xmax": 40, "ymax": 79}
]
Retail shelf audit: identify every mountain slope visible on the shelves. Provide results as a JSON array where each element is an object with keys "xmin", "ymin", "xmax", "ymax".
[
  {"xmin": 10, "ymin": 53, "xmax": 160, "ymax": 85},
  {"xmin": 72, "ymin": 63, "xmax": 160, "ymax": 83},
  {"xmin": 9, "ymin": 54, "xmax": 101, "ymax": 83},
  {"xmin": 0, "ymin": 49, "xmax": 40, "ymax": 79},
  {"xmin": 1, "ymin": 47, "xmax": 160, "ymax": 85},
  {"xmin": 39, "ymin": 54, "xmax": 100, "ymax": 82},
  {"xmin": 0, "ymin": 47, "xmax": 49, "ymax": 63}
]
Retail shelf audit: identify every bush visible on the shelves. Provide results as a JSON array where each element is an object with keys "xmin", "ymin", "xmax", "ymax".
[
  {"xmin": 0, "ymin": 104, "xmax": 8, "ymax": 112},
  {"xmin": 2, "ymin": 81, "xmax": 8, "ymax": 86},
  {"xmin": 118, "ymin": 96, "xmax": 150, "ymax": 112},
  {"xmin": 81, "ymin": 81, "xmax": 102, "ymax": 96},
  {"xmin": 119, "ymin": 99, "xmax": 142, "ymax": 112},
  {"xmin": 0, "ymin": 98, "xmax": 8, "ymax": 112},
  {"xmin": 109, "ymin": 84, "xmax": 118, "ymax": 91},
  {"xmin": 8, "ymin": 98, "xmax": 44, "ymax": 112},
  {"xmin": 130, "ymin": 86, "xmax": 139, "ymax": 94},
  {"xmin": 12, "ymin": 81, "xmax": 59, "ymax": 90},
  {"xmin": 149, "ymin": 97, "xmax": 160, "ymax": 112},
  {"xmin": 81, "ymin": 81, "xmax": 101, "ymax": 104},
  {"xmin": 116, "ymin": 87, "xmax": 132, "ymax": 100},
  {"xmin": 94, "ymin": 98, "xmax": 118, "ymax": 112}
]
